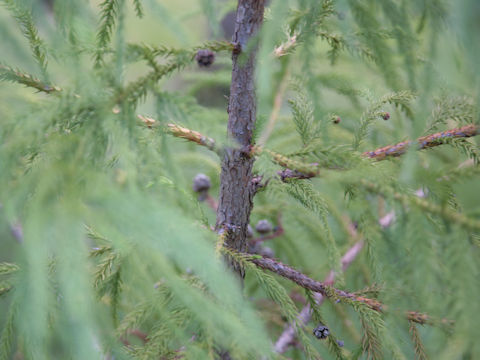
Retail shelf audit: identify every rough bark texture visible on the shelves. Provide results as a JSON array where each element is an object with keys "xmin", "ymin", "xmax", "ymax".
[{"xmin": 216, "ymin": 0, "xmax": 265, "ymax": 277}]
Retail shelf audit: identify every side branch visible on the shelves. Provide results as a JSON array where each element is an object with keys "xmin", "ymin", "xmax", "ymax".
[
  {"xmin": 243, "ymin": 253, "xmax": 447, "ymax": 327},
  {"xmin": 163, "ymin": 122, "xmax": 479, "ymax": 181},
  {"xmin": 364, "ymin": 124, "xmax": 478, "ymax": 160},
  {"xmin": 249, "ymin": 255, "xmax": 383, "ymax": 311},
  {"xmin": 0, "ymin": 64, "xmax": 61, "ymax": 94},
  {"xmin": 166, "ymin": 123, "xmax": 217, "ymax": 152},
  {"xmin": 274, "ymin": 240, "xmax": 364, "ymax": 353},
  {"xmin": 360, "ymin": 180, "xmax": 480, "ymax": 231}
]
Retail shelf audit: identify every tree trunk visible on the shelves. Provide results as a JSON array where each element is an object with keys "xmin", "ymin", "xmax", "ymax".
[{"xmin": 216, "ymin": 0, "xmax": 265, "ymax": 277}]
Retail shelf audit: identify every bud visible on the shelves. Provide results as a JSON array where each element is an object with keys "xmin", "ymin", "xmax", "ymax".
[
  {"xmin": 380, "ymin": 111, "xmax": 390, "ymax": 120},
  {"xmin": 195, "ymin": 49, "xmax": 215, "ymax": 67},
  {"xmin": 193, "ymin": 173, "xmax": 211, "ymax": 201},
  {"xmin": 255, "ymin": 219, "xmax": 273, "ymax": 234},
  {"xmin": 313, "ymin": 324, "xmax": 329, "ymax": 339}
]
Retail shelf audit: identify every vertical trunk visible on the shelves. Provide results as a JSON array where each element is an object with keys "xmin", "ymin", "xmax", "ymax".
[{"xmin": 216, "ymin": 0, "xmax": 265, "ymax": 277}]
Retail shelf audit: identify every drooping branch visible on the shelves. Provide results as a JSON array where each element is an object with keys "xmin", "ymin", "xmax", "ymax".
[
  {"xmin": 274, "ymin": 216, "xmax": 377, "ymax": 354},
  {"xmin": 272, "ymin": 213, "xmax": 451, "ymax": 354},
  {"xmin": 245, "ymin": 252, "xmax": 451, "ymax": 335},
  {"xmin": 274, "ymin": 239, "xmax": 364, "ymax": 353}
]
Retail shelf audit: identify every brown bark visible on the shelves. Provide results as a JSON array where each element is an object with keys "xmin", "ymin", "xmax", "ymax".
[{"xmin": 216, "ymin": 0, "xmax": 265, "ymax": 277}]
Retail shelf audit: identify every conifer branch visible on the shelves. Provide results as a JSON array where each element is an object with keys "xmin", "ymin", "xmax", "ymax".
[
  {"xmin": 363, "ymin": 124, "xmax": 479, "ymax": 160},
  {"xmin": 256, "ymin": 148, "xmax": 320, "ymax": 178},
  {"xmin": 164, "ymin": 121, "xmax": 479, "ymax": 183},
  {"xmin": 274, "ymin": 239, "xmax": 364, "ymax": 353},
  {"xmin": 126, "ymin": 41, "xmax": 235, "ymax": 65},
  {"xmin": 95, "ymin": 0, "xmax": 121, "ymax": 65},
  {"xmin": 117, "ymin": 60, "xmax": 191, "ymax": 105},
  {"xmin": 1, "ymin": 0, "xmax": 49, "ymax": 75},
  {"xmin": 166, "ymin": 124, "xmax": 217, "ymax": 152},
  {"xmin": 247, "ymin": 252, "xmax": 444, "ymax": 329},
  {"xmin": 118, "ymin": 41, "xmax": 234, "ymax": 105},
  {"xmin": 360, "ymin": 180, "xmax": 480, "ymax": 231},
  {"xmin": 132, "ymin": 0, "xmax": 144, "ymax": 18},
  {"xmin": 249, "ymin": 254, "xmax": 383, "ymax": 311},
  {"xmin": 409, "ymin": 320, "xmax": 429, "ymax": 360},
  {"xmin": 273, "ymin": 34, "xmax": 298, "ymax": 58},
  {"xmin": 162, "ymin": 122, "xmax": 321, "ymax": 182},
  {"xmin": 0, "ymin": 263, "xmax": 20, "ymax": 276},
  {"xmin": 0, "ymin": 64, "xmax": 60, "ymax": 94},
  {"xmin": 272, "ymin": 213, "xmax": 448, "ymax": 354}
]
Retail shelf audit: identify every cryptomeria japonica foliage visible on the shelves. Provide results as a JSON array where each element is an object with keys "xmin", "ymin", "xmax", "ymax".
[{"xmin": 1, "ymin": 0, "xmax": 480, "ymax": 359}]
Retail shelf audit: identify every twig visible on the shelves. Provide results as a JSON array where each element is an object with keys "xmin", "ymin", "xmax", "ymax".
[
  {"xmin": 205, "ymin": 194, "xmax": 218, "ymax": 212},
  {"xmin": 249, "ymin": 255, "xmax": 383, "ymax": 311},
  {"xmin": 361, "ymin": 179, "xmax": 480, "ymax": 231},
  {"xmin": 120, "ymin": 328, "xmax": 148, "ymax": 346},
  {"xmin": 166, "ymin": 124, "xmax": 217, "ymax": 152},
  {"xmin": 274, "ymin": 213, "xmax": 397, "ymax": 354},
  {"xmin": 363, "ymin": 124, "xmax": 478, "ymax": 160},
  {"xmin": 258, "ymin": 65, "xmax": 291, "ymax": 146},
  {"xmin": 0, "ymin": 64, "xmax": 61, "ymax": 94},
  {"xmin": 164, "ymin": 122, "xmax": 479, "ymax": 181},
  {"xmin": 274, "ymin": 239, "xmax": 364, "ymax": 353}
]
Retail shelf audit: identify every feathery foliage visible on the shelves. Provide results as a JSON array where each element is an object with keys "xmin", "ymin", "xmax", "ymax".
[
  {"xmin": 0, "ymin": 0, "xmax": 48, "ymax": 76},
  {"xmin": 1, "ymin": 0, "xmax": 480, "ymax": 359}
]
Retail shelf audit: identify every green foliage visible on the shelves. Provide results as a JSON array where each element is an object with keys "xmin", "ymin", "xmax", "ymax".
[
  {"xmin": 0, "ymin": 64, "xmax": 59, "ymax": 93},
  {"xmin": 409, "ymin": 321, "xmax": 428, "ymax": 360},
  {"xmin": 282, "ymin": 181, "xmax": 344, "ymax": 286},
  {"xmin": 289, "ymin": 84, "xmax": 317, "ymax": 146},
  {"xmin": 0, "ymin": 0, "xmax": 48, "ymax": 76},
  {"xmin": 0, "ymin": 0, "xmax": 479, "ymax": 359},
  {"xmin": 353, "ymin": 90, "xmax": 416, "ymax": 151},
  {"xmin": 97, "ymin": 0, "xmax": 120, "ymax": 47},
  {"xmin": 305, "ymin": 290, "xmax": 346, "ymax": 360},
  {"xmin": 425, "ymin": 96, "xmax": 477, "ymax": 134},
  {"xmin": 132, "ymin": 0, "xmax": 143, "ymax": 18}
]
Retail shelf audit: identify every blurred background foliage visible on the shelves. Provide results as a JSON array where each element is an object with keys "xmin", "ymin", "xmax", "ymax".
[{"xmin": 0, "ymin": 0, "xmax": 479, "ymax": 359}]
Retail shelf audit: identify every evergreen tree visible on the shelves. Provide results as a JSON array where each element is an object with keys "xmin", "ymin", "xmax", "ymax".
[{"xmin": 1, "ymin": 0, "xmax": 479, "ymax": 359}]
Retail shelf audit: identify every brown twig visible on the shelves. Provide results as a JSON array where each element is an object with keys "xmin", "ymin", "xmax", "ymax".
[
  {"xmin": 274, "ymin": 239, "xmax": 364, "ymax": 353},
  {"xmin": 258, "ymin": 65, "xmax": 291, "ymax": 146},
  {"xmin": 363, "ymin": 124, "xmax": 478, "ymax": 160},
  {"xmin": 274, "ymin": 213, "xmax": 401, "ymax": 354},
  {"xmin": 166, "ymin": 124, "xmax": 217, "ymax": 152},
  {"xmin": 205, "ymin": 194, "xmax": 218, "ymax": 212},
  {"xmin": 249, "ymin": 255, "xmax": 383, "ymax": 311},
  {"xmin": 120, "ymin": 329, "xmax": 149, "ymax": 346},
  {"xmin": 164, "ymin": 122, "xmax": 479, "ymax": 181}
]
